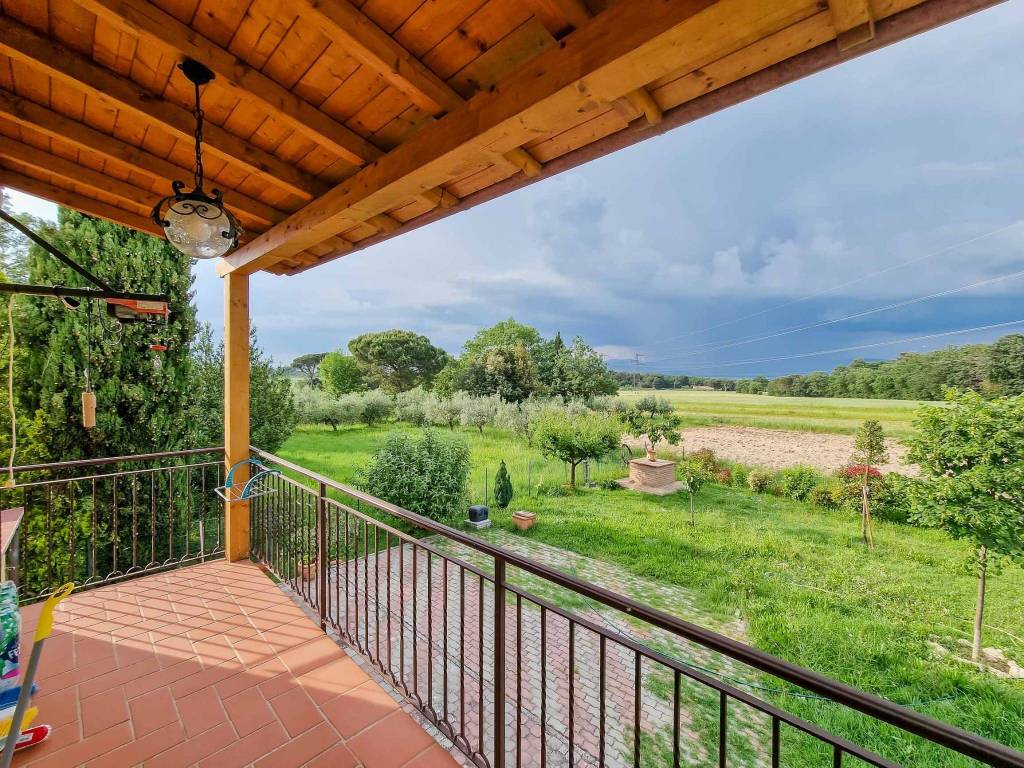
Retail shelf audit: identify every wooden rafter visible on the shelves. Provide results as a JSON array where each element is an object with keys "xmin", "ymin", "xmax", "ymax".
[
  {"xmin": 71, "ymin": 0, "xmax": 383, "ymax": 167},
  {"xmin": 525, "ymin": 0, "xmax": 664, "ymax": 126},
  {"xmin": 0, "ymin": 167, "xmax": 161, "ymax": 237},
  {"xmin": 0, "ymin": 89, "xmax": 282, "ymax": 227},
  {"xmin": 829, "ymin": 0, "xmax": 875, "ymax": 50},
  {"xmin": 0, "ymin": 18, "xmax": 323, "ymax": 203},
  {"xmin": 221, "ymin": 0, "xmax": 825, "ymax": 274},
  {"xmin": 300, "ymin": 0, "xmax": 462, "ymax": 115}
]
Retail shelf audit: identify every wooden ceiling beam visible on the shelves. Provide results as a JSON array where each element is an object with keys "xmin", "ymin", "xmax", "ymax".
[
  {"xmin": 0, "ymin": 17, "xmax": 325, "ymax": 202},
  {"xmin": 829, "ymin": 0, "xmax": 875, "ymax": 50},
  {"xmin": 71, "ymin": 0, "xmax": 383, "ymax": 166},
  {"xmin": 0, "ymin": 88, "xmax": 283, "ymax": 227},
  {"xmin": 301, "ymin": 0, "xmax": 463, "ymax": 115},
  {"xmin": 0, "ymin": 167, "xmax": 162, "ymax": 237},
  {"xmin": 525, "ymin": 0, "xmax": 663, "ymax": 126},
  {"xmin": 222, "ymin": 0, "xmax": 822, "ymax": 274},
  {"xmin": 418, "ymin": 187, "xmax": 459, "ymax": 210}
]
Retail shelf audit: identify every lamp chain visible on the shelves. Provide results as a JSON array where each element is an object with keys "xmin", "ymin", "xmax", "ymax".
[{"xmin": 192, "ymin": 79, "xmax": 205, "ymax": 192}]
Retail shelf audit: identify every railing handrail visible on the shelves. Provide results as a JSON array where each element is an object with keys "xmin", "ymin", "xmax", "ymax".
[
  {"xmin": 251, "ymin": 445, "xmax": 1024, "ymax": 768},
  {"xmin": 6, "ymin": 446, "xmax": 224, "ymax": 475}
]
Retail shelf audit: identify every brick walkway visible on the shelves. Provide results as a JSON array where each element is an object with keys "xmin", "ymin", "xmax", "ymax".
[
  {"xmin": 309, "ymin": 530, "xmax": 770, "ymax": 768},
  {"xmin": 11, "ymin": 561, "xmax": 459, "ymax": 768}
]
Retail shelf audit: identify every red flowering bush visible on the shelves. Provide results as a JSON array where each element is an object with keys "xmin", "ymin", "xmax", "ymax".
[
  {"xmin": 715, "ymin": 469, "xmax": 732, "ymax": 485},
  {"xmin": 840, "ymin": 464, "xmax": 882, "ymax": 479}
]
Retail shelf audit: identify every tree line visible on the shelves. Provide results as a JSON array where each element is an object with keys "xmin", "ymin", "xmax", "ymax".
[
  {"xmin": 292, "ymin": 317, "xmax": 619, "ymax": 402},
  {"xmin": 618, "ymin": 333, "xmax": 1024, "ymax": 400}
]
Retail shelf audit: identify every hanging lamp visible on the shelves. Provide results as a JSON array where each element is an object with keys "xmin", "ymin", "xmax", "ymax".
[{"xmin": 151, "ymin": 59, "xmax": 240, "ymax": 259}]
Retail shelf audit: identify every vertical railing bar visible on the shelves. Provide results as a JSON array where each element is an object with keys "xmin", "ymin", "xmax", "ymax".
[
  {"xmin": 477, "ymin": 571, "xmax": 485, "ymax": 761},
  {"xmin": 399, "ymin": 536, "xmax": 406, "ymax": 693},
  {"xmin": 112, "ymin": 476, "xmax": 118, "ymax": 574},
  {"xmin": 131, "ymin": 475, "xmax": 138, "ymax": 568},
  {"xmin": 515, "ymin": 593, "xmax": 522, "ymax": 768},
  {"xmin": 442, "ymin": 556, "xmax": 449, "ymax": 726},
  {"xmin": 67, "ymin": 482, "xmax": 77, "ymax": 584},
  {"xmin": 834, "ymin": 744, "xmax": 843, "ymax": 767},
  {"xmin": 426, "ymin": 547, "xmax": 433, "ymax": 713},
  {"xmin": 633, "ymin": 651, "xmax": 641, "ymax": 768},
  {"xmin": 318, "ymin": 481, "xmax": 327, "ymax": 631},
  {"xmin": 90, "ymin": 478, "xmax": 97, "ymax": 580},
  {"xmin": 720, "ymin": 691, "xmax": 728, "ymax": 768},
  {"xmin": 673, "ymin": 670, "xmax": 680, "ymax": 768},
  {"xmin": 150, "ymin": 474, "xmax": 156, "ymax": 567},
  {"xmin": 363, "ymin": 518, "xmax": 369, "ymax": 657},
  {"xmin": 412, "ymin": 544, "xmax": 419, "ymax": 701},
  {"xmin": 459, "ymin": 566, "xmax": 466, "ymax": 744},
  {"xmin": 540, "ymin": 605, "xmax": 547, "ymax": 768},
  {"xmin": 494, "ymin": 556, "xmax": 506, "ymax": 768},
  {"xmin": 568, "ymin": 619, "xmax": 575, "ymax": 768},
  {"xmin": 376, "ymin": 525, "xmax": 382, "ymax": 670},
  {"xmin": 771, "ymin": 715, "xmax": 780, "ymax": 768},
  {"xmin": 599, "ymin": 635, "xmax": 606, "ymax": 768},
  {"xmin": 344, "ymin": 508, "xmax": 351, "ymax": 641},
  {"xmin": 387, "ymin": 530, "xmax": 393, "ymax": 675}
]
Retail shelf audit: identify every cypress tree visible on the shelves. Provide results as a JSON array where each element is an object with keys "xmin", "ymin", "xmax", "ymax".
[{"xmin": 494, "ymin": 460, "xmax": 513, "ymax": 509}]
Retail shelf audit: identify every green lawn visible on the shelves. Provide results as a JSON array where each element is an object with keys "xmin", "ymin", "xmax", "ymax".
[
  {"xmin": 619, "ymin": 389, "xmax": 932, "ymax": 438},
  {"xmin": 279, "ymin": 424, "xmax": 1024, "ymax": 765}
]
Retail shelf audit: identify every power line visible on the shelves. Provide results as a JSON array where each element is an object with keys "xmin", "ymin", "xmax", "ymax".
[
  {"xmin": 644, "ymin": 319, "xmax": 1024, "ymax": 370},
  {"xmin": 642, "ymin": 219, "xmax": 1024, "ymax": 349},
  {"xmin": 644, "ymin": 266, "xmax": 1024, "ymax": 365}
]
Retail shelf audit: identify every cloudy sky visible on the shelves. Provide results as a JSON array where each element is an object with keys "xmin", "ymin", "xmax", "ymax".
[{"xmin": 7, "ymin": 2, "xmax": 1024, "ymax": 378}]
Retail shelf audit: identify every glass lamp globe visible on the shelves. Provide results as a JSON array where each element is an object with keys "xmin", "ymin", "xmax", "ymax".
[{"xmin": 162, "ymin": 197, "xmax": 235, "ymax": 259}]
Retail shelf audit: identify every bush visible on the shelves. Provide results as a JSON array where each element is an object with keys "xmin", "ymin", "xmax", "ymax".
[
  {"xmin": 689, "ymin": 448, "xmax": 720, "ymax": 474},
  {"xmin": 339, "ymin": 390, "xmax": 395, "ymax": 426},
  {"xmin": 747, "ymin": 469, "xmax": 774, "ymax": 494},
  {"xmin": 873, "ymin": 473, "xmax": 916, "ymax": 524},
  {"xmin": 729, "ymin": 464, "xmax": 749, "ymax": 489},
  {"xmin": 425, "ymin": 396, "xmax": 462, "ymax": 430},
  {"xmin": 358, "ymin": 430, "xmax": 470, "ymax": 523},
  {"xmin": 460, "ymin": 395, "xmax": 499, "ymax": 434},
  {"xmin": 776, "ymin": 466, "xmax": 824, "ymax": 501},
  {"xmin": 395, "ymin": 388, "xmax": 430, "ymax": 426},
  {"xmin": 537, "ymin": 482, "xmax": 571, "ymax": 497},
  {"xmin": 494, "ymin": 461, "xmax": 513, "ymax": 509},
  {"xmin": 533, "ymin": 410, "xmax": 621, "ymax": 487},
  {"xmin": 598, "ymin": 478, "xmax": 623, "ymax": 491},
  {"xmin": 293, "ymin": 385, "xmax": 350, "ymax": 430},
  {"xmin": 809, "ymin": 482, "xmax": 841, "ymax": 510},
  {"xmin": 715, "ymin": 468, "xmax": 732, "ymax": 485}
]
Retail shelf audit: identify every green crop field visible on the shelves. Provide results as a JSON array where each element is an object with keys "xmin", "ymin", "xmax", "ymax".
[
  {"xmin": 279, "ymin": 423, "xmax": 1024, "ymax": 766},
  {"xmin": 619, "ymin": 389, "xmax": 932, "ymax": 438}
]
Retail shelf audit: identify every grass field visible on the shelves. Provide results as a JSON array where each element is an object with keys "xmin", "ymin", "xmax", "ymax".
[
  {"xmin": 279, "ymin": 423, "xmax": 1024, "ymax": 766},
  {"xmin": 618, "ymin": 389, "xmax": 932, "ymax": 438}
]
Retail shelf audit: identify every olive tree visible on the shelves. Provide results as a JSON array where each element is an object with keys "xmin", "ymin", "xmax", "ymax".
[
  {"xmin": 851, "ymin": 419, "xmax": 888, "ymax": 548},
  {"xmin": 622, "ymin": 395, "xmax": 682, "ymax": 456},
  {"xmin": 908, "ymin": 391, "xmax": 1024, "ymax": 662},
  {"xmin": 533, "ymin": 411, "xmax": 620, "ymax": 487}
]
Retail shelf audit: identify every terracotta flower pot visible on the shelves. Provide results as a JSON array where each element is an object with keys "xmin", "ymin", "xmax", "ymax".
[
  {"xmin": 298, "ymin": 560, "xmax": 318, "ymax": 582},
  {"xmin": 646, "ymin": 448, "xmax": 657, "ymax": 461},
  {"xmin": 512, "ymin": 511, "xmax": 536, "ymax": 531}
]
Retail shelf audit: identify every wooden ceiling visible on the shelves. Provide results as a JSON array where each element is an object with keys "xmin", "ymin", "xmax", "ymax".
[{"xmin": 0, "ymin": 0, "xmax": 1001, "ymax": 276}]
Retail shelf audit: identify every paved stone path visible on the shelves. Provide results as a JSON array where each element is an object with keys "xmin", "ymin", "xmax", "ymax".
[{"xmin": 303, "ymin": 530, "xmax": 773, "ymax": 768}]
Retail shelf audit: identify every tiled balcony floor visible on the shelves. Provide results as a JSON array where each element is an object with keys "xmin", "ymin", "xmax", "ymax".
[{"xmin": 11, "ymin": 561, "xmax": 458, "ymax": 768}]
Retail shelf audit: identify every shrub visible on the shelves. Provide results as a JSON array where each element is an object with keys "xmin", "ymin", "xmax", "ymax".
[
  {"xmin": 494, "ymin": 461, "xmax": 513, "ymax": 509},
  {"xmin": 395, "ymin": 388, "xmax": 430, "ymax": 426},
  {"xmin": 677, "ymin": 460, "xmax": 712, "ymax": 525},
  {"xmin": 688, "ymin": 448, "xmax": 720, "ymax": 474},
  {"xmin": 358, "ymin": 429, "xmax": 470, "ymax": 523},
  {"xmin": 426, "ymin": 396, "xmax": 462, "ymax": 430},
  {"xmin": 809, "ymin": 482, "xmax": 841, "ymax": 510},
  {"xmin": 460, "ymin": 395, "xmax": 499, "ymax": 434},
  {"xmin": 747, "ymin": 469, "xmax": 774, "ymax": 494},
  {"xmin": 729, "ymin": 464, "xmax": 749, "ymax": 489},
  {"xmin": 537, "ymin": 482, "xmax": 571, "ymax": 497},
  {"xmin": 340, "ymin": 390, "xmax": 395, "ymax": 426},
  {"xmin": 715, "ymin": 469, "xmax": 732, "ymax": 485},
  {"xmin": 293, "ymin": 385, "xmax": 350, "ymax": 430},
  {"xmin": 776, "ymin": 466, "xmax": 824, "ymax": 502},
  {"xmin": 872, "ymin": 473, "xmax": 916, "ymax": 524},
  {"xmin": 598, "ymin": 478, "xmax": 623, "ymax": 491}
]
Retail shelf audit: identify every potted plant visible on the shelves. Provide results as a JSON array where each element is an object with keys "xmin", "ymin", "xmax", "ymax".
[
  {"xmin": 622, "ymin": 396, "xmax": 682, "ymax": 461},
  {"xmin": 293, "ymin": 525, "xmax": 318, "ymax": 582}
]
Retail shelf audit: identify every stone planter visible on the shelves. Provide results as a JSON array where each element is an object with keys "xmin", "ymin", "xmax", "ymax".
[{"xmin": 512, "ymin": 510, "xmax": 536, "ymax": 531}]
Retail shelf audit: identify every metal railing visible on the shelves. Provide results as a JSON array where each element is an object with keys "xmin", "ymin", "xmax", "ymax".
[
  {"xmin": 249, "ymin": 447, "xmax": 1024, "ymax": 768},
  {"xmin": 0, "ymin": 447, "xmax": 225, "ymax": 602}
]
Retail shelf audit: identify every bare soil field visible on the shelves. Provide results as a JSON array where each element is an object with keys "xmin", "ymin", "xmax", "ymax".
[{"xmin": 630, "ymin": 425, "xmax": 917, "ymax": 476}]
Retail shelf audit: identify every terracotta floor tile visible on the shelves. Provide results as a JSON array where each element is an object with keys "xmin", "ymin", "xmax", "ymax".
[
  {"xmin": 148, "ymin": 721, "xmax": 237, "ymax": 768},
  {"xmin": 268, "ymin": 685, "xmax": 321, "ymax": 737},
  {"xmin": 20, "ymin": 722, "xmax": 133, "ymax": 768},
  {"xmin": 197, "ymin": 720, "xmax": 289, "ymax": 768},
  {"xmin": 252, "ymin": 722, "xmax": 337, "ymax": 768},
  {"xmin": 297, "ymin": 656, "xmax": 370, "ymax": 705},
  {"xmin": 80, "ymin": 686, "xmax": 129, "ymax": 737},
  {"xmin": 97, "ymin": 721, "xmax": 185, "ymax": 768},
  {"xmin": 176, "ymin": 684, "xmax": 227, "ymax": 738},
  {"xmin": 347, "ymin": 711, "xmax": 436, "ymax": 768},
  {"xmin": 304, "ymin": 742, "xmax": 359, "ymax": 768},
  {"xmin": 222, "ymin": 688, "xmax": 275, "ymax": 737},
  {"xmin": 128, "ymin": 687, "xmax": 178, "ymax": 737},
  {"xmin": 320, "ymin": 681, "xmax": 400, "ymax": 738}
]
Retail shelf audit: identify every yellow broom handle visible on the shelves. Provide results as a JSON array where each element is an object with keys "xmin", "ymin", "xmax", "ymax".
[{"xmin": 33, "ymin": 582, "xmax": 74, "ymax": 642}]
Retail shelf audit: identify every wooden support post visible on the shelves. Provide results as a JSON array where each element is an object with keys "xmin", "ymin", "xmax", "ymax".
[{"xmin": 224, "ymin": 271, "xmax": 250, "ymax": 562}]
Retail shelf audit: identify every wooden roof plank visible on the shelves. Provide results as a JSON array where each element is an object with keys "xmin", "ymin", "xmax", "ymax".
[
  {"xmin": 71, "ymin": 0, "xmax": 385, "ymax": 165},
  {"xmin": 0, "ymin": 15, "xmax": 328, "ymax": 201},
  {"xmin": 0, "ymin": 164, "xmax": 162, "ymax": 235},
  {"xmin": 300, "ymin": 0, "xmax": 462, "ymax": 114}
]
